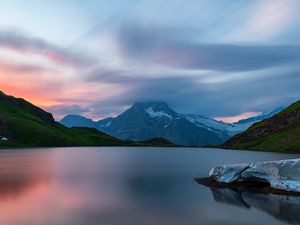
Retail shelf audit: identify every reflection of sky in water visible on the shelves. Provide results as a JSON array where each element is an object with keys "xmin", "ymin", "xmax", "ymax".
[{"xmin": 0, "ymin": 147, "xmax": 298, "ymax": 225}]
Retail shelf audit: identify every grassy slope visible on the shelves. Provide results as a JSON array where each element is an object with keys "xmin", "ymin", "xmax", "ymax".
[
  {"xmin": 223, "ymin": 100, "xmax": 300, "ymax": 153},
  {"xmin": 0, "ymin": 92, "xmax": 127, "ymax": 147}
]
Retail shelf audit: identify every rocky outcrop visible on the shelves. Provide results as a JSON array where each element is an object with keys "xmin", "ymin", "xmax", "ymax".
[{"xmin": 197, "ymin": 159, "xmax": 300, "ymax": 194}]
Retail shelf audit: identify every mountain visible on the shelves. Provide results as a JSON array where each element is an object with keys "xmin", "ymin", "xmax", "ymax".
[
  {"xmin": 222, "ymin": 100, "xmax": 300, "ymax": 153},
  {"xmin": 184, "ymin": 115, "xmax": 246, "ymax": 137},
  {"xmin": 61, "ymin": 102, "xmax": 283, "ymax": 146},
  {"xmin": 185, "ymin": 107, "xmax": 284, "ymax": 136},
  {"xmin": 60, "ymin": 115, "xmax": 97, "ymax": 128},
  {"xmin": 62, "ymin": 102, "xmax": 231, "ymax": 146},
  {"xmin": 61, "ymin": 102, "xmax": 228, "ymax": 146},
  {"xmin": 100, "ymin": 102, "xmax": 228, "ymax": 146}
]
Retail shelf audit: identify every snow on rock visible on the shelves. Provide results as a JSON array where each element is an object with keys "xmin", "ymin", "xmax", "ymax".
[
  {"xmin": 0, "ymin": 136, "xmax": 8, "ymax": 141},
  {"xmin": 184, "ymin": 114, "xmax": 250, "ymax": 136},
  {"xmin": 209, "ymin": 158, "xmax": 300, "ymax": 193},
  {"xmin": 145, "ymin": 107, "xmax": 173, "ymax": 120}
]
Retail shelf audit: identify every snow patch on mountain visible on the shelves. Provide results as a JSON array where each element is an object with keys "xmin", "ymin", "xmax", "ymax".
[
  {"xmin": 185, "ymin": 115, "xmax": 237, "ymax": 137},
  {"xmin": 185, "ymin": 106, "xmax": 283, "ymax": 138},
  {"xmin": 145, "ymin": 107, "xmax": 173, "ymax": 120},
  {"xmin": 185, "ymin": 115, "xmax": 229, "ymax": 130}
]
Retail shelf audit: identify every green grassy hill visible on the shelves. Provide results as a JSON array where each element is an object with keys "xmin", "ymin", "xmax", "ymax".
[
  {"xmin": 222, "ymin": 100, "xmax": 300, "ymax": 153},
  {"xmin": 0, "ymin": 91, "xmax": 130, "ymax": 148}
]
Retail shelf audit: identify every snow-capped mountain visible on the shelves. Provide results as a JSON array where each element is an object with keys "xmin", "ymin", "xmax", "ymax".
[
  {"xmin": 98, "ymin": 102, "xmax": 227, "ymax": 146},
  {"xmin": 60, "ymin": 102, "xmax": 284, "ymax": 146},
  {"xmin": 184, "ymin": 115, "xmax": 236, "ymax": 138},
  {"xmin": 184, "ymin": 115, "xmax": 251, "ymax": 137},
  {"xmin": 184, "ymin": 107, "xmax": 284, "ymax": 137},
  {"xmin": 61, "ymin": 102, "xmax": 228, "ymax": 146}
]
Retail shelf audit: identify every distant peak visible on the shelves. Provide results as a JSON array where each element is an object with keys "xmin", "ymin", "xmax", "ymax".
[
  {"xmin": 63, "ymin": 114, "xmax": 87, "ymax": 119},
  {"xmin": 60, "ymin": 114, "xmax": 94, "ymax": 123}
]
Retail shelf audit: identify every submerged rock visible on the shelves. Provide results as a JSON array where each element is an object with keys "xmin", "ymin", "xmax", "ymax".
[{"xmin": 206, "ymin": 159, "xmax": 300, "ymax": 193}]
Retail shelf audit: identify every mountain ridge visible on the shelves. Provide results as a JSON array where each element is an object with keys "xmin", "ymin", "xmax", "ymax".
[{"xmin": 60, "ymin": 101, "xmax": 283, "ymax": 146}]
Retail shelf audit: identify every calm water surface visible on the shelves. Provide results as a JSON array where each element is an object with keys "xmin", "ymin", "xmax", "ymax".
[{"xmin": 0, "ymin": 147, "xmax": 299, "ymax": 225}]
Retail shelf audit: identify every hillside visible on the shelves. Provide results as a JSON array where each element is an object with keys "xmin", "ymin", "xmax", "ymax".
[
  {"xmin": 222, "ymin": 100, "xmax": 300, "ymax": 153},
  {"xmin": 0, "ymin": 91, "xmax": 128, "ymax": 147}
]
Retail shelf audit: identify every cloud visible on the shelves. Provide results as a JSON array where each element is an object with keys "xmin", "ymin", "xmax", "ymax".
[
  {"xmin": 0, "ymin": 60, "xmax": 67, "ymax": 106},
  {"xmin": 116, "ymin": 24, "xmax": 300, "ymax": 72},
  {"xmin": 84, "ymin": 65, "xmax": 300, "ymax": 118},
  {"xmin": 224, "ymin": 0, "xmax": 299, "ymax": 42},
  {"xmin": 0, "ymin": 60, "xmax": 52, "ymax": 74},
  {"xmin": 0, "ymin": 29, "xmax": 95, "ymax": 67},
  {"xmin": 2, "ymin": 1, "xmax": 300, "ymax": 121}
]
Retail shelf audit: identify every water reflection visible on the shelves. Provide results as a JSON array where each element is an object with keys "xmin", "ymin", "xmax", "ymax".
[
  {"xmin": 0, "ymin": 147, "xmax": 298, "ymax": 225},
  {"xmin": 0, "ymin": 151, "xmax": 51, "ymax": 199},
  {"xmin": 207, "ymin": 187, "xmax": 300, "ymax": 225}
]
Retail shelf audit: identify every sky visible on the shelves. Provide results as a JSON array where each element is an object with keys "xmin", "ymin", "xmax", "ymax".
[{"xmin": 0, "ymin": 0, "xmax": 300, "ymax": 122}]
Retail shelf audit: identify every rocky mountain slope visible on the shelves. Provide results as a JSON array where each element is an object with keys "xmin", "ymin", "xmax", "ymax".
[
  {"xmin": 62, "ymin": 102, "xmax": 227, "ymax": 146},
  {"xmin": 103, "ymin": 102, "xmax": 228, "ymax": 146},
  {"xmin": 61, "ymin": 102, "xmax": 282, "ymax": 146},
  {"xmin": 222, "ymin": 100, "xmax": 300, "ymax": 153}
]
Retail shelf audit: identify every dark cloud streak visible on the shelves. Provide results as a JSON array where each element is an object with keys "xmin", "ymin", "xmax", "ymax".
[
  {"xmin": 117, "ymin": 24, "xmax": 300, "ymax": 72},
  {"xmin": 0, "ymin": 29, "xmax": 95, "ymax": 68},
  {"xmin": 85, "ymin": 66, "xmax": 300, "ymax": 117}
]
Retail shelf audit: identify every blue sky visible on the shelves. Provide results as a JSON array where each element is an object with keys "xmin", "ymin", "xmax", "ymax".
[{"xmin": 0, "ymin": 0, "xmax": 300, "ymax": 122}]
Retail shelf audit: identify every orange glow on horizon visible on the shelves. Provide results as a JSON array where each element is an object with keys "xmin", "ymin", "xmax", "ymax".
[
  {"xmin": 0, "ymin": 85, "xmax": 59, "ymax": 107},
  {"xmin": 214, "ymin": 111, "xmax": 261, "ymax": 123}
]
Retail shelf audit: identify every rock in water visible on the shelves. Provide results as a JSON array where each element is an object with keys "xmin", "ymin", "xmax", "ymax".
[{"xmin": 208, "ymin": 159, "xmax": 300, "ymax": 193}]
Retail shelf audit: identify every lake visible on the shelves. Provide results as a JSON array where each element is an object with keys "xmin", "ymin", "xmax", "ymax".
[{"xmin": 0, "ymin": 147, "xmax": 299, "ymax": 225}]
